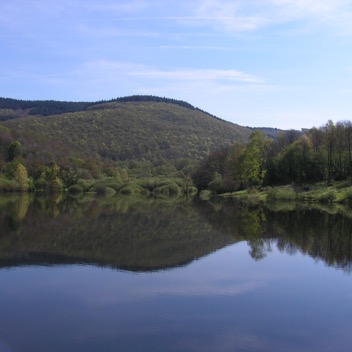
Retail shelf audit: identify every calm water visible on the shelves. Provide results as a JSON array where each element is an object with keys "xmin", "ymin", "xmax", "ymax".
[{"xmin": 0, "ymin": 194, "xmax": 352, "ymax": 352}]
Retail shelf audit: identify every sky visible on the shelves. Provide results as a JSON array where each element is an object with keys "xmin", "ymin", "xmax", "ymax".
[{"xmin": 1, "ymin": 0, "xmax": 352, "ymax": 129}]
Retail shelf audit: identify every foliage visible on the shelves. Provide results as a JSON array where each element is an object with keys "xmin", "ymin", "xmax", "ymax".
[
  {"xmin": 266, "ymin": 186, "xmax": 297, "ymax": 202},
  {"xmin": 240, "ymin": 131, "xmax": 270, "ymax": 189},
  {"xmin": 68, "ymin": 184, "xmax": 83, "ymax": 194},
  {"xmin": 0, "ymin": 95, "xmax": 222, "ymax": 118},
  {"xmin": 0, "ymin": 99, "xmax": 251, "ymax": 189},
  {"xmin": 41, "ymin": 163, "xmax": 64, "ymax": 191},
  {"xmin": 193, "ymin": 119, "xmax": 352, "ymax": 194},
  {"xmin": 14, "ymin": 163, "xmax": 30, "ymax": 191},
  {"xmin": 0, "ymin": 178, "xmax": 20, "ymax": 192},
  {"xmin": 7, "ymin": 141, "xmax": 23, "ymax": 161},
  {"xmin": 152, "ymin": 182, "xmax": 181, "ymax": 198},
  {"xmin": 317, "ymin": 189, "xmax": 337, "ymax": 204},
  {"xmin": 193, "ymin": 132, "xmax": 270, "ymax": 193},
  {"xmin": 118, "ymin": 184, "xmax": 150, "ymax": 196},
  {"xmin": 199, "ymin": 190, "xmax": 212, "ymax": 200}
]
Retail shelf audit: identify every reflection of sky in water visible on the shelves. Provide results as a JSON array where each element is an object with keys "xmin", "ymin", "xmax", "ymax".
[{"xmin": 1, "ymin": 242, "xmax": 352, "ymax": 352}]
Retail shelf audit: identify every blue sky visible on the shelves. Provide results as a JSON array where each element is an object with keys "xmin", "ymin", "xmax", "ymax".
[{"xmin": 1, "ymin": 0, "xmax": 352, "ymax": 129}]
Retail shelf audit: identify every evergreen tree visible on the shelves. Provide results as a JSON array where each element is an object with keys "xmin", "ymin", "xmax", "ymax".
[{"xmin": 8, "ymin": 141, "xmax": 23, "ymax": 161}]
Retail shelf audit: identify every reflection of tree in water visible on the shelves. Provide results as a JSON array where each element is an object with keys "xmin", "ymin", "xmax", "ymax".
[
  {"xmin": 269, "ymin": 209, "xmax": 352, "ymax": 272},
  {"xmin": 0, "ymin": 193, "xmax": 31, "ymax": 233},
  {"xmin": 1, "ymin": 195, "xmax": 352, "ymax": 272},
  {"xmin": 197, "ymin": 199, "xmax": 352, "ymax": 272}
]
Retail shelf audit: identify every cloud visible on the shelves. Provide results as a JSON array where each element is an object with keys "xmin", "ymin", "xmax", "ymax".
[
  {"xmin": 193, "ymin": 0, "xmax": 268, "ymax": 31},
  {"xmin": 135, "ymin": 68, "xmax": 263, "ymax": 84},
  {"xmin": 81, "ymin": 0, "xmax": 150, "ymax": 14},
  {"xmin": 82, "ymin": 60, "xmax": 264, "ymax": 85},
  {"xmin": 191, "ymin": 0, "xmax": 352, "ymax": 33},
  {"xmin": 77, "ymin": 24, "xmax": 159, "ymax": 38}
]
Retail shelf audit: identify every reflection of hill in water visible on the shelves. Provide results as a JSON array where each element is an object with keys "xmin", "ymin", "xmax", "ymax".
[
  {"xmin": 0, "ymin": 195, "xmax": 237, "ymax": 271},
  {"xmin": 1, "ymin": 195, "xmax": 352, "ymax": 272}
]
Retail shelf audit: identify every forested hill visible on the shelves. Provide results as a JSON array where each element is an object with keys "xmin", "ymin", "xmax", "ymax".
[
  {"xmin": 0, "ymin": 95, "xmax": 219, "ymax": 120},
  {"xmin": 0, "ymin": 97, "xmax": 251, "ymax": 177}
]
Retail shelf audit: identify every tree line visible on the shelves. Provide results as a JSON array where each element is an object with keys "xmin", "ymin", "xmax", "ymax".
[
  {"xmin": 0, "ymin": 95, "xmax": 206, "ymax": 117},
  {"xmin": 192, "ymin": 120, "xmax": 352, "ymax": 193}
]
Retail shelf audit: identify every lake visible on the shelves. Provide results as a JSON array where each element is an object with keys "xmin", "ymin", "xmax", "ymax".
[{"xmin": 0, "ymin": 193, "xmax": 352, "ymax": 352}]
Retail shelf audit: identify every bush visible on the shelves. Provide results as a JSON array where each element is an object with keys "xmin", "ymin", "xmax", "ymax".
[
  {"xmin": 0, "ymin": 178, "xmax": 19, "ymax": 191},
  {"xmin": 136, "ymin": 178, "xmax": 157, "ymax": 191},
  {"xmin": 68, "ymin": 184, "xmax": 83, "ymax": 194},
  {"xmin": 77, "ymin": 179, "xmax": 95, "ymax": 192},
  {"xmin": 267, "ymin": 186, "xmax": 297, "ymax": 202},
  {"xmin": 318, "ymin": 189, "xmax": 336, "ymax": 204},
  {"xmin": 105, "ymin": 180, "xmax": 125, "ymax": 192},
  {"xmin": 186, "ymin": 186, "xmax": 198, "ymax": 196},
  {"xmin": 344, "ymin": 187, "xmax": 352, "ymax": 203},
  {"xmin": 199, "ymin": 190, "xmax": 212, "ymax": 200},
  {"xmin": 92, "ymin": 182, "xmax": 117, "ymax": 196},
  {"xmin": 118, "ymin": 184, "xmax": 149, "ymax": 196},
  {"xmin": 34, "ymin": 178, "xmax": 47, "ymax": 191},
  {"xmin": 47, "ymin": 177, "xmax": 64, "ymax": 192},
  {"xmin": 152, "ymin": 182, "xmax": 181, "ymax": 198},
  {"xmin": 92, "ymin": 182, "xmax": 108, "ymax": 195}
]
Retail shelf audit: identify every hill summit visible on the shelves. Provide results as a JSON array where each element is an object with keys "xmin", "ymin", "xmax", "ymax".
[{"xmin": 0, "ymin": 95, "xmax": 251, "ymax": 178}]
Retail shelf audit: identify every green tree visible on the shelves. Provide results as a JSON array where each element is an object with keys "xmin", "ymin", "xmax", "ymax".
[
  {"xmin": 240, "ymin": 131, "xmax": 270, "ymax": 189},
  {"xmin": 223, "ymin": 143, "xmax": 246, "ymax": 191},
  {"xmin": 14, "ymin": 163, "xmax": 30, "ymax": 191},
  {"xmin": 41, "ymin": 163, "xmax": 63, "ymax": 191},
  {"xmin": 207, "ymin": 171, "xmax": 223, "ymax": 192},
  {"xmin": 344, "ymin": 120, "xmax": 352, "ymax": 175},
  {"xmin": 323, "ymin": 120, "xmax": 336, "ymax": 182},
  {"xmin": 4, "ymin": 161, "xmax": 30, "ymax": 191},
  {"xmin": 7, "ymin": 141, "xmax": 23, "ymax": 161}
]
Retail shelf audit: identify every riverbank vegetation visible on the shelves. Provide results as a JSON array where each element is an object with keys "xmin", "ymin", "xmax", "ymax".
[
  {"xmin": 2, "ymin": 96, "xmax": 352, "ymax": 202},
  {"xmin": 192, "ymin": 120, "xmax": 352, "ymax": 202}
]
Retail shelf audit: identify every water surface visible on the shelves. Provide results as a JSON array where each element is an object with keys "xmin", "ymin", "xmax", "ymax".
[{"xmin": 0, "ymin": 194, "xmax": 352, "ymax": 351}]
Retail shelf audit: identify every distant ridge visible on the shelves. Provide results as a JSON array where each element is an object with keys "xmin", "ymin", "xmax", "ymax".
[{"xmin": 0, "ymin": 95, "xmax": 220, "ymax": 120}]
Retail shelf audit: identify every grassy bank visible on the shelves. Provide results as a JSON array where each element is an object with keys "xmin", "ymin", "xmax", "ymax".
[{"xmin": 223, "ymin": 181, "xmax": 352, "ymax": 205}]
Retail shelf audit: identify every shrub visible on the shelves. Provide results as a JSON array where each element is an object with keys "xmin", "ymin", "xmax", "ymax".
[
  {"xmin": 152, "ymin": 182, "xmax": 181, "ymax": 198},
  {"xmin": 318, "ymin": 189, "xmax": 336, "ymax": 204},
  {"xmin": 105, "ymin": 180, "xmax": 125, "ymax": 192},
  {"xmin": 344, "ymin": 187, "xmax": 352, "ymax": 203},
  {"xmin": 92, "ymin": 182, "xmax": 109, "ymax": 195},
  {"xmin": 47, "ymin": 177, "xmax": 64, "ymax": 192},
  {"xmin": 186, "ymin": 186, "xmax": 198, "ymax": 196},
  {"xmin": 118, "ymin": 184, "xmax": 149, "ymax": 196},
  {"xmin": 77, "ymin": 179, "xmax": 95, "ymax": 192},
  {"xmin": 136, "ymin": 178, "xmax": 157, "ymax": 191},
  {"xmin": 68, "ymin": 184, "xmax": 83, "ymax": 194},
  {"xmin": 0, "ymin": 178, "xmax": 19, "ymax": 192},
  {"xmin": 267, "ymin": 186, "xmax": 296, "ymax": 202},
  {"xmin": 92, "ymin": 182, "xmax": 117, "ymax": 196},
  {"xmin": 34, "ymin": 178, "xmax": 47, "ymax": 191},
  {"xmin": 199, "ymin": 190, "xmax": 212, "ymax": 200}
]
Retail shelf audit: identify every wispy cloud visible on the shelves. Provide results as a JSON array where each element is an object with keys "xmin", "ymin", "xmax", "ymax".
[
  {"xmin": 81, "ymin": 60, "xmax": 264, "ymax": 85},
  {"xmin": 191, "ymin": 0, "xmax": 352, "ymax": 33},
  {"xmin": 193, "ymin": 0, "xmax": 268, "ymax": 32},
  {"xmin": 134, "ymin": 68, "xmax": 263, "ymax": 84},
  {"xmin": 81, "ymin": 0, "xmax": 150, "ymax": 14},
  {"xmin": 160, "ymin": 45, "xmax": 240, "ymax": 51},
  {"xmin": 77, "ymin": 24, "xmax": 159, "ymax": 38}
]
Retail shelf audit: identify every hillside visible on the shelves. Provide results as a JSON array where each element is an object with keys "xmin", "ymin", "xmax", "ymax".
[{"xmin": 0, "ymin": 96, "xmax": 251, "ymax": 177}]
